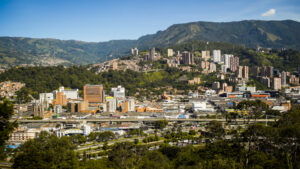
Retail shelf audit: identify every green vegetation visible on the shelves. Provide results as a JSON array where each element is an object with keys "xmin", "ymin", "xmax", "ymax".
[
  {"xmin": 88, "ymin": 131, "xmax": 115, "ymax": 142},
  {"xmin": 0, "ymin": 100, "xmax": 18, "ymax": 160},
  {"xmin": 164, "ymin": 40, "xmax": 300, "ymax": 71},
  {"xmin": 138, "ymin": 20, "xmax": 300, "ymax": 51},
  {"xmin": 0, "ymin": 37, "xmax": 136, "ymax": 66},
  {"xmin": 0, "ymin": 66, "xmax": 205, "ymax": 99},
  {"xmin": 4, "ymin": 109, "xmax": 299, "ymax": 168},
  {"xmin": 12, "ymin": 131, "xmax": 79, "ymax": 169},
  {"xmin": 154, "ymin": 120, "xmax": 168, "ymax": 130},
  {"xmin": 1, "ymin": 20, "xmax": 300, "ymax": 67}
]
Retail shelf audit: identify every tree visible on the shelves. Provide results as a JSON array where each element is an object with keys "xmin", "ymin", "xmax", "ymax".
[
  {"xmin": 206, "ymin": 121, "xmax": 225, "ymax": 139},
  {"xmin": 108, "ymin": 142, "xmax": 147, "ymax": 169},
  {"xmin": 12, "ymin": 132, "xmax": 79, "ymax": 169},
  {"xmin": 154, "ymin": 120, "xmax": 168, "ymax": 130},
  {"xmin": 137, "ymin": 151, "xmax": 169, "ymax": 169},
  {"xmin": 15, "ymin": 87, "xmax": 32, "ymax": 104},
  {"xmin": 236, "ymin": 100, "xmax": 269, "ymax": 121},
  {"xmin": 0, "ymin": 100, "xmax": 18, "ymax": 160},
  {"xmin": 70, "ymin": 134, "xmax": 87, "ymax": 145}
]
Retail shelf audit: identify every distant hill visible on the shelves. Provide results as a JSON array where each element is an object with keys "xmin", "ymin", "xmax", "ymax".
[
  {"xmin": 0, "ymin": 37, "xmax": 135, "ymax": 66},
  {"xmin": 0, "ymin": 20, "xmax": 300, "ymax": 66},
  {"xmin": 137, "ymin": 20, "xmax": 300, "ymax": 50}
]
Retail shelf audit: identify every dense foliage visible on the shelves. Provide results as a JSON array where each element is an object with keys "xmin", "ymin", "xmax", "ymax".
[
  {"xmin": 10, "ymin": 109, "xmax": 300, "ymax": 169},
  {"xmin": 138, "ymin": 20, "xmax": 300, "ymax": 50},
  {"xmin": 0, "ymin": 66, "xmax": 204, "ymax": 99},
  {"xmin": 12, "ymin": 131, "xmax": 79, "ymax": 169},
  {"xmin": 0, "ymin": 37, "xmax": 136, "ymax": 66},
  {"xmin": 0, "ymin": 100, "xmax": 18, "ymax": 160}
]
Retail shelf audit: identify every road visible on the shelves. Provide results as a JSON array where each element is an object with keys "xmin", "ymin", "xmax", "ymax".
[{"xmin": 13, "ymin": 118, "xmax": 277, "ymax": 123}]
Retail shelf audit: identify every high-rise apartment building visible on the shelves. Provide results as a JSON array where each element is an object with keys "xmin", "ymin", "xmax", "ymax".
[
  {"xmin": 201, "ymin": 50, "xmax": 210, "ymax": 60},
  {"xmin": 106, "ymin": 97, "xmax": 116, "ymax": 113},
  {"xmin": 111, "ymin": 85, "xmax": 125, "ymax": 99},
  {"xmin": 53, "ymin": 86, "xmax": 78, "ymax": 100},
  {"xmin": 212, "ymin": 82, "xmax": 220, "ymax": 91},
  {"xmin": 209, "ymin": 62, "xmax": 216, "ymax": 73},
  {"xmin": 128, "ymin": 98, "xmax": 135, "ymax": 112},
  {"xmin": 131, "ymin": 48, "xmax": 139, "ymax": 56},
  {"xmin": 149, "ymin": 48, "xmax": 155, "ymax": 61},
  {"xmin": 182, "ymin": 51, "xmax": 194, "ymax": 65},
  {"xmin": 54, "ymin": 92, "xmax": 67, "ymax": 106},
  {"xmin": 230, "ymin": 57, "xmax": 239, "ymax": 72},
  {"xmin": 221, "ymin": 65, "xmax": 227, "ymax": 73},
  {"xmin": 261, "ymin": 66, "xmax": 274, "ymax": 77},
  {"xmin": 261, "ymin": 77, "xmax": 271, "ymax": 88},
  {"xmin": 243, "ymin": 66, "xmax": 249, "ymax": 79},
  {"xmin": 201, "ymin": 61, "xmax": 210, "ymax": 70},
  {"xmin": 167, "ymin": 49, "xmax": 174, "ymax": 57},
  {"xmin": 236, "ymin": 66, "xmax": 248, "ymax": 79},
  {"xmin": 223, "ymin": 54, "xmax": 233, "ymax": 69},
  {"xmin": 272, "ymin": 77, "xmax": 281, "ymax": 90},
  {"xmin": 83, "ymin": 85, "xmax": 104, "ymax": 103},
  {"xmin": 281, "ymin": 71, "xmax": 287, "ymax": 86},
  {"xmin": 212, "ymin": 50, "xmax": 221, "ymax": 63}
]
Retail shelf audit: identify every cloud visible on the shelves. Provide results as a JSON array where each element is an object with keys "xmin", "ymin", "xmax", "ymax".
[{"xmin": 261, "ymin": 9, "xmax": 276, "ymax": 17}]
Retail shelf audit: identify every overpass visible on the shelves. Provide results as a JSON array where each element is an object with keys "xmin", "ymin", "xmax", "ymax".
[{"xmin": 13, "ymin": 118, "xmax": 277, "ymax": 123}]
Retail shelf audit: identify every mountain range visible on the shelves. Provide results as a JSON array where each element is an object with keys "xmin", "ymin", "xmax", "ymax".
[{"xmin": 0, "ymin": 20, "xmax": 300, "ymax": 66}]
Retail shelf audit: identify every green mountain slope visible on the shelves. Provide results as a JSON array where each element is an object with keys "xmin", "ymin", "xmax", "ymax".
[
  {"xmin": 0, "ymin": 37, "xmax": 136, "ymax": 66},
  {"xmin": 0, "ymin": 20, "xmax": 300, "ymax": 66},
  {"xmin": 137, "ymin": 20, "xmax": 300, "ymax": 49}
]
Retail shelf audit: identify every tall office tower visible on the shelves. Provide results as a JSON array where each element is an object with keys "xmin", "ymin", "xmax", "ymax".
[
  {"xmin": 223, "ymin": 54, "xmax": 233, "ymax": 69},
  {"xmin": 111, "ymin": 85, "xmax": 125, "ymax": 99},
  {"xmin": 201, "ymin": 50, "xmax": 210, "ymax": 60},
  {"xmin": 281, "ymin": 71, "xmax": 287, "ymax": 86},
  {"xmin": 212, "ymin": 50, "xmax": 221, "ymax": 63},
  {"xmin": 167, "ymin": 49, "xmax": 174, "ymax": 57},
  {"xmin": 272, "ymin": 77, "xmax": 281, "ymax": 90},
  {"xmin": 243, "ymin": 66, "xmax": 249, "ymax": 79},
  {"xmin": 131, "ymin": 48, "xmax": 139, "ymax": 56},
  {"xmin": 230, "ymin": 56, "xmax": 239, "ymax": 72},
  {"xmin": 182, "ymin": 51, "xmax": 194, "ymax": 65},
  {"xmin": 83, "ymin": 84, "xmax": 104, "ymax": 103}
]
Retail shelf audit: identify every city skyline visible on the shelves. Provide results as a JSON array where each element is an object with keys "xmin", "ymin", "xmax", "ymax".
[{"xmin": 1, "ymin": 0, "xmax": 300, "ymax": 42}]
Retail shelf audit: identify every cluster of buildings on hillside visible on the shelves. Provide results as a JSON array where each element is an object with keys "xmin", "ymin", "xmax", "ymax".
[
  {"xmin": 90, "ymin": 59, "xmax": 140, "ymax": 73},
  {"xmin": 252, "ymin": 66, "xmax": 300, "ymax": 90},
  {"xmin": 0, "ymin": 81, "xmax": 25, "ymax": 98}
]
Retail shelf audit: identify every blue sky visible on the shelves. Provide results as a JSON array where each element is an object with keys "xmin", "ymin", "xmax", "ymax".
[{"xmin": 0, "ymin": 0, "xmax": 299, "ymax": 42}]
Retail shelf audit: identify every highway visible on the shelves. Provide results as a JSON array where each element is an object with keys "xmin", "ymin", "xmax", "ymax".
[{"xmin": 13, "ymin": 118, "xmax": 277, "ymax": 123}]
